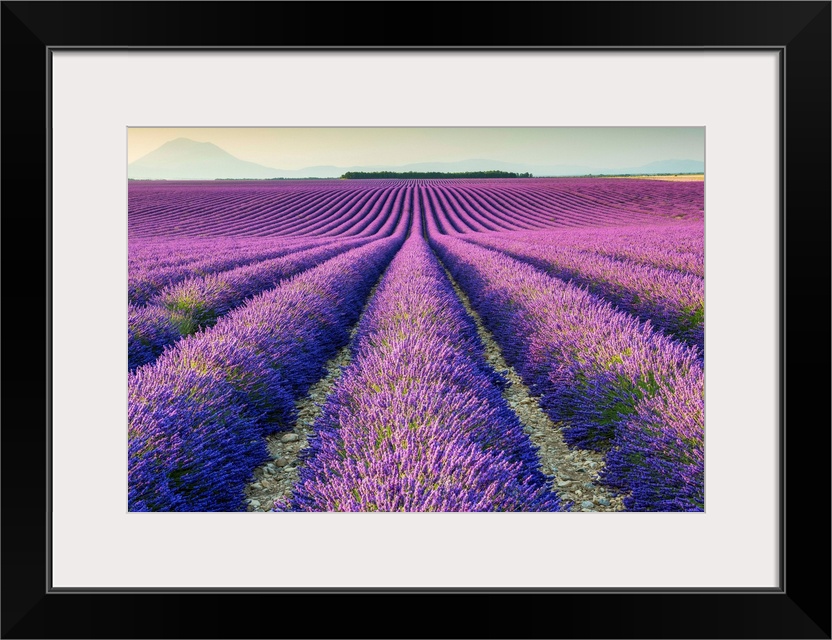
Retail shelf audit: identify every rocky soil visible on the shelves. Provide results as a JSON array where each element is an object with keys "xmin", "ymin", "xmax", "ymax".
[
  {"xmin": 444, "ymin": 266, "xmax": 626, "ymax": 512},
  {"xmin": 242, "ymin": 256, "xmax": 626, "ymax": 512},
  {"xmin": 243, "ymin": 339, "xmax": 353, "ymax": 512}
]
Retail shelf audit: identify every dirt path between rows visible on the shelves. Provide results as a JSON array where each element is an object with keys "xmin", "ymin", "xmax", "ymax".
[
  {"xmin": 243, "ymin": 250, "xmax": 626, "ymax": 512},
  {"xmin": 439, "ymin": 261, "xmax": 626, "ymax": 512},
  {"xmin": 241, "ymin": 279, "xmax": 382, "ymax": 512},
  {"xmin": 243, "ymin": 336, "xmax": 355, "ymax": 512}
]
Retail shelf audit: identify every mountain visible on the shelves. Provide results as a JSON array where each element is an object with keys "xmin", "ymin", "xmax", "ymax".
[
  {"xmin": 128, "ymin": 138, "xmax": 704, "ymax": 180},
  {"xmin": 128, "ymin": 138, "xmax": 284, "ymax": 180}
]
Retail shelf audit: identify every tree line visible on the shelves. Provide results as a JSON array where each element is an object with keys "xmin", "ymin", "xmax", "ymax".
[{"xmin": 340, "ymin": 170, "xmax": 533, "ymax": 179}]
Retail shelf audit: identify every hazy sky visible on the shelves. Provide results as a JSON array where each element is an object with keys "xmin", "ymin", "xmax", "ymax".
[{"xmin": 128, "ymin": 127, "xmax": 704, "ymax": 170}]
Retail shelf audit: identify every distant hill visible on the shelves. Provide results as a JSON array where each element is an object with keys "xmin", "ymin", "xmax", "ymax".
[
  {"xmin": 128, "ymin": 138, "xmax": 704, "ymax": 180},
  {"xmin": 128, "ymin": 138, "xmax": 284, "ymax": 180}
]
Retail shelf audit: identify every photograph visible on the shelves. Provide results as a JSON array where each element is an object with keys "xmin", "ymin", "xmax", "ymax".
[
  {"xmin": 3, "ymin": 0, "xmax": 828, "ymax": 636},
  {"xmin": 127, "ymin": 126, "xmax": 705, "ymax": 513}
]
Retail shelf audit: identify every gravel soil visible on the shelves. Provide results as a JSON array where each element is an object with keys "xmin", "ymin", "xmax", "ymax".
[
  {"xmin": 242, "ymin": 252, "xmax": 627, "ymax": 512},
  {"xmin": 442, "ymin": 261, "xmax": 626, "ymax": 512}
]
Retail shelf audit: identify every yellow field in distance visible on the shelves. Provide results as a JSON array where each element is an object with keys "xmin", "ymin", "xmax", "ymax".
[{"xmin": 614, "ymin": 174, "xmax": 704, "ymax": 182}]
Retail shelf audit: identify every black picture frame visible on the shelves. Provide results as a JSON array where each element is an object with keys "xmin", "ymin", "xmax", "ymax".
[{"xmin": 2, "ymin": 2, "xmax": 829, "ymax": 638}]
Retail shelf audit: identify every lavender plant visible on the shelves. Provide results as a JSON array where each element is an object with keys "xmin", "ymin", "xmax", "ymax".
[
  {"xmin": 473, "ymin": 223, "xmax": 703, "ymax": 277},
  {"xmin": 465, "ymin": 234, "xmax": 704, "ymax": 351},
  {"xmin": 128, "ymin": 229, "xmax": 406, "ymax": 511},
  {"xmin": 428, "ymin": 232, "xmax": 703, "ymax": 511},
  {"xmin": 284, "ymin": 223, "xmax": 561, "ymax": 511},
  {"xmin": 128, "ymin": 178, "xmax": 703, "ymax": 513},
  {"xmin": 129, "ymin": 236, "xmax": 336, "ymax": 305}
]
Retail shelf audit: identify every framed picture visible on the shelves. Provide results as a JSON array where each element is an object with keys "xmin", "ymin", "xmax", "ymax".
[{"xmin": 3, "ymin": 2, "xmax": 829, "ymax": 638}]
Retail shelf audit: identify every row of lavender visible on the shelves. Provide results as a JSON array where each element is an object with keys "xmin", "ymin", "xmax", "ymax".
[
  {"xmin": 419, "ymin": 184, "xmax": 704, "ymax": 351},
  {"xmin": 130, "ymin": 183, "xmax": 409, "ymax": 238},
  {"xmin": 129, "ymin": 236, "xmax": 335, "ymax": 305},
  {"xmin": 280, "ymin": 217, "xmax": 561, "ymax": 511},
  {"xmin": 480, "ymin": 223, "xmax": 704, "ymax": 277},
  {"xmin": 128, "ymin": 239, "xmax": 366, "ymax": 370},
  {"xmin": 420, "ymin": 184, "xmax": 702, "ymax": 265},
  {"xmin": 128, "ymin": 179, "xmax": 704, "ymax": 512},
  {"xmin": 272, "ymin": 193, "xmax": 702, "ymax": 512},
  {"xmin": 426, "ymin": 217, "xmax": 704, "ymax": 511},
  {"xmin": 129, "ymin": 178, "xmax": 703, "ymax": 239},
  {"xmin": 420, "ymin": 183, "xmax": 679, "ymax": 232},
  {"xmin": 465, "ymin": 233, "xmax": 704, "ymax": 352},
  {"xmin": 128, "ymin": 216, "xmax": 409, "ymax": 511},
  {"xmin": 128, "ymin": 191, "xmax": 409, "ymax": 370},
  {"xmin": 129, "ymin": 186, "xmax": 409, "ymax": 298}
]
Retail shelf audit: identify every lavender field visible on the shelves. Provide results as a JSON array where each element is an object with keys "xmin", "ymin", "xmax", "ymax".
[{"xmin": 128, "ymin": 178, "xmax": 704, "ymax": 512}]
